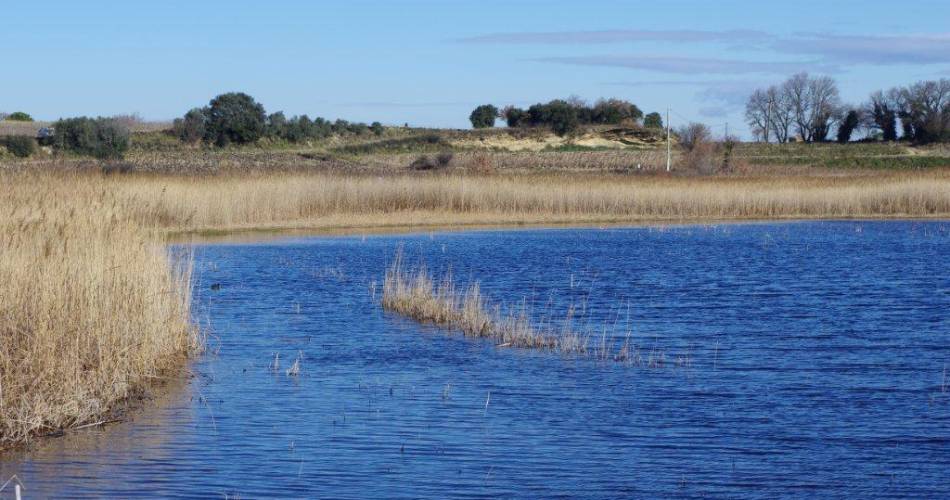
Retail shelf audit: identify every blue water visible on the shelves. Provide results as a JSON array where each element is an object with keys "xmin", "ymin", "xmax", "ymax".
[{"xmin": 2, "ymin": 221, "xmax": 949, "ymax": 498}]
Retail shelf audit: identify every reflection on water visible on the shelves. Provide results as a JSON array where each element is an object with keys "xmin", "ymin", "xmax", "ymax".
[{"xmin": 2, "ymin": 221, "xmax": 949, "ymax": 498}]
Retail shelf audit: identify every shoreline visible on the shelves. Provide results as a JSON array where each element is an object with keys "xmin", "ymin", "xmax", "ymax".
[{"xmin": 166, "ymin": 214, "xmax": 950, "ymax": 244}]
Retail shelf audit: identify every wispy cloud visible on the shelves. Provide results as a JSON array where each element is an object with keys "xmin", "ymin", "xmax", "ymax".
[
  {"xmin": 605, "ymin": 79, "xmax": 749, "ymax": 87},
  {"xmin": 538, "ymin": 55, "xmax": 836, "ymax": 75},
  {"xmin": 695, "ymin": 81, "xmax": 762, "ymax": 108},
  {"xmin": 463, "ymin": 28, "xmax": 950, "ymax": 74},
  {"xmin": 339, "ymin": 100, "xmax": 476, "ymax": 108},
  {"xmin": 698, "ymin": 106, "xmax": 730, "ymax": 118},
  {"xmin": 458, "ymin": 29, "xmax": 770, "ymax": 45},
  {"xmin": 773, "ymin": 33, "xmax": 950, "ymax": 65}
]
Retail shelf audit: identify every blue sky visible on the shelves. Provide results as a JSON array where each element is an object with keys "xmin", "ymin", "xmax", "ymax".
[{"xmin": 4, "ymin": 0, "xmax": 950, "ymax": 137}]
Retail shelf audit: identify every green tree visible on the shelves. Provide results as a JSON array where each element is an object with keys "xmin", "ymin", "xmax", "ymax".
[
  {"xmin": 836, "ymin": 109, "xmax": 861, "ymax": 143},
  {"xmin": 591, "ymin": 98, "xmax": 643, "ymax": 125},
  {"xmin": 501, "ymin": 106, "xmax": 526, "ymax": 127},
  {"xmin": 370, "ymin": 121, "xmax": 385, "ymax": 136},
  {"xmin": 6, "ymin": 112, "xmax": 33, "ymax": 122},
  {"xmin": 204, "ymin": 92, "xmax": 266, "ymax": 146},
  {"xmin": 266, "ymin": 111, "xmax": 288, "ymax": 138},
  {"xmin": 173, "ymin": 108, "xmax": 208, "ymax": 143},
  {"xmin": 644, "ymin": 112, "xmax": 664, "ymax": 129},
  {"xmin": 469, "ymin": 104, "xmax": 499, "ymax": 129},
  {"xmin": 536, "ymin": 100, "xmax": 579, "ymax": 136}
]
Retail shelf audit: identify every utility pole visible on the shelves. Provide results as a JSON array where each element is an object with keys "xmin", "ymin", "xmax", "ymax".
[
  {"xmin": 666, "ymin": 107, "xmax": 671, "ymax": 172},
  {"xmin": 765, "ymin": 97, "xmax": 773, "ymax": 143}
]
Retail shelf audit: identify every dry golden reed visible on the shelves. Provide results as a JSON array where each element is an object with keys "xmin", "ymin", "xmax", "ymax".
[
  {"xmin": 0, "ymin": 173, "xmax": 197, "ymax": 447},
  {"xmin": 107, "ymin": 170, "xmax": 950, "ymax": 235},
  {"xmin": 381, "ymin": 253, "xmax": 672, "ymax": 366},
  {"xmin": 0, "ymin": 166, "xmax": 947, "ymax": 445}
]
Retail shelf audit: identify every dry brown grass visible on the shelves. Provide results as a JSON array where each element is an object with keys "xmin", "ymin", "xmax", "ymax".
[
  {"xmin": 102, "ymin": 170, "xmax": 950, "ymax": 235},
  {"xmin": 0, "ymin": 173, "xmax": 198, "ymax": 447},
  {"xmin": 0, "ymin": 166, "xmax": 947, "ymax": 445},
  {"xmin": 382, "ymin": 253, "xmax": 671, "ymax": 365}
]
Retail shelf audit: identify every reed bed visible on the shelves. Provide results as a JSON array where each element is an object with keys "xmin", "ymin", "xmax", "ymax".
[
  {"xmin": 0, "ymin": 166, "xmax": 947, "ymax": 445},
  {"xmin": 381, "ymin": 254, "xmax": 672, "ymax": 365},
  {"xmin": 106, "ymin": 170, "xmax": 950, "ymax": 234},
  {"xmin": 0, "ymin": 173, "xmax": 198, "ymax": 447}
]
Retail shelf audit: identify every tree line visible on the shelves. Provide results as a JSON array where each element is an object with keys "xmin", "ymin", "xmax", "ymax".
[
  {"xmin": 746, "ymin": 73, "xmax": 950, "ymax": 144},
  {"xmin": 174, "ymin": 92, "xmax": 384, "ymax": 146},
  {"xmin": 469, "ymin": 98, "xmax": 664, "ymax": 136}
]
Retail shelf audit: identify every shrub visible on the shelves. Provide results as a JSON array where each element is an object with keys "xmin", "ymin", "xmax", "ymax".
[
  {"xmin": 173, "ymin": 108, "xmax": 208, "ymax": 143},
  {"xmin": 204, "ymin": 92, "xmax": 266, "ymax": 146},
  {"xmin": 348, "ymin": 122, "xmax": 369, "ymax": 135},
  {"xmin": 469, "ymin": 104, "xmax": 498, "ymax": 129},
  {"xmin": 266, "ymin": 111, "xmax": 288, "ymax": 138},
  {"xmin": 370, "ymin": 121, "xmax": 385, "ymax": 136},
  {"xmin": 677, "ymin": 123, "xmax": 716, "ymax": 174},
  {"xmin": 436, "ymin": 151, "xmax": 454, "ymax": 168},
  {"xmin": 6, "ymin": 112, "xmax": 33, "ymax": 122},
  {"xmin": 644, "ymin": 112, "xmax": 664, "ymax": 129},
  {"xmin": 410, "ymin": 155, "xmax": 436, "ymax": 170},
  {"xmin": 677, "ymin": 122, "xmax": 712, "ymax": 152},
  {"xmin": 52, "ymin": 117, "xmax": 130, "ymax": 159},
  {"xmin": 4, "ymin": 136, "xmax": 38, "ymax": 158}
]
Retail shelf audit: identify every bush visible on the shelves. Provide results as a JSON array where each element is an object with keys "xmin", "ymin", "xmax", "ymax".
[
  {"xmin": 410, "ymin": 155, "xmax": 436, "ymax": 170},
  {"xmin": 677, "ymin": 123, "xmax": 717, "ymax": 174},
  {"xmin": 4, "ymin": 136, "xmax": 38, "ymax": 158},
  {"xmin": 52, "ymin": 117, "xmax": 130, "ymax": 159},
  {"xmin": 265, "ymin": 111, "xmax": 288, "ymax": 138},
  {"xmin": 6, "ymin": 112, "xmax": 33, "ymax": 122},
  {"xmin": 591, "ymin": 98, "xmax": 642, "ymax": 125},
  {"xmin": 370, "ymin": 121, "xmax": 385, "ymax": 136},
  {"xmin": 409, "ymin": 152, "xmax": 452, "ymax": 170},
  {"xmin": 526, "ymin": 100, "xmax": 579, "ymax": 136},
  {"xmin": 204, "ymin": 92, "xmax": 266, "ymax": 146},
  {"xmin": 677, "ymin": 122, "xmax": 712, "ymax": 152},
  {"xmin": 436, "ymin": 151, "xmax": 454, "ymax": 168},
  {"xmin": 644, "ymin": 112, "xmax": 664, "ymax": 129},
  {"xmin": 173, "ymin": 108, "xmax": 208, "ymax": 143},
  {"xmin": 469, "ymin": 104, "xmax": 498, "ymax": 129}
]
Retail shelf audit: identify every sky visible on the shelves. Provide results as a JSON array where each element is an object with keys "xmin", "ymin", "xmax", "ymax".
[{"xmin": 4, "ymin": 0, "xmax": 950, "ymax": 138}]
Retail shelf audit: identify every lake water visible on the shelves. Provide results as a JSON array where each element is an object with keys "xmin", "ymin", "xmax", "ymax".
[{"xmin": 2, "ymin": 221, "xmax": 949, "ymax": 498}]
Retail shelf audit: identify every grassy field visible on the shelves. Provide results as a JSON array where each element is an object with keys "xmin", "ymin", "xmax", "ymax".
[{"xmin": 2, "ymin": 128, "xmax": 950, "ymax": 447}]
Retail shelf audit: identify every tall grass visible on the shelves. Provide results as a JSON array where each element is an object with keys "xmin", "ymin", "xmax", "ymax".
[
  {"xmin": 0, "ymin": 167, "xmax": 947, "ymax": 445},
  {"xmin": 381, "ymin": 254, "xmax": 669, "ymax": 365},
  {"xmin": 0, "ymin": 173, "xmax": 197, "ymax": 447},
  {"xmin": 107, "ymin": 170, "xmax": 950, "ymax": 234}
]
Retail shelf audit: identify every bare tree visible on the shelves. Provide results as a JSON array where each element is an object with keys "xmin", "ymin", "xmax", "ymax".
[
  {"xmin": 745, "ymin": 88, "xmax": 771, "ymax": 142},
  {"xmin": 892, "ymin": 79, "xmax": 950, "ymax": 143},
  {"xmin": 677, "ymin": 122, "xmax": 712, "ymax": 151},
  {"xmin": 783, "ymin": 72, "xmax": 811, "ymax": 141},
  {"xmin": 769, "ymin": 85, "xmax": 793, "ymax": 143},
  {"xmin": 807, "ymin": 75, "xmax": 843, "ymax": 142},
  {"xmin": 780, "ymin": 72, "xmax": 841, "ymax": 142}
]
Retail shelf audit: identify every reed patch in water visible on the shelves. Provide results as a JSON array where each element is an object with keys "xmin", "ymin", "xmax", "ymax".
[{"xmin": 381, "ymin": 254, "xmax": 677, "ymax": 365}]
